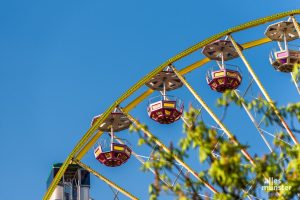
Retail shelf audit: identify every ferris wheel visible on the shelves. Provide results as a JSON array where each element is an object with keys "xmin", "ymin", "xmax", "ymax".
[{"xmin": 44, "ymin": 10, "xmax": 300, "ymax": 200}]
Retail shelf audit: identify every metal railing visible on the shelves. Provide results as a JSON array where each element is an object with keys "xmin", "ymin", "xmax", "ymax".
[{"xmin": 148, "ymin": 95, "xmax": 184, "ymax": 112}]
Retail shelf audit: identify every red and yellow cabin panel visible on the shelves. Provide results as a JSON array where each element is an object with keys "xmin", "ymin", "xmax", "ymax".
[
  {"xmin": 270, "ymin": 49, "xmax": 300, "ymax": 73},
  {"xmin": 207, "ymin": 69, "xmax": 242, "ymax": 93},
  {"xmin": 94, "ymin": 143, "xmax": 132, "ymax": 167},
  {"xmin": 148, "ymin": 100, "xmax": 184, "ymax": 124}
]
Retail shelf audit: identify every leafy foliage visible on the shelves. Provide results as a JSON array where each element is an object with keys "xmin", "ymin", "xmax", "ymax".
[{"xmin": 130, "ymin": 88, "xmax": 300, "ymax": 199}]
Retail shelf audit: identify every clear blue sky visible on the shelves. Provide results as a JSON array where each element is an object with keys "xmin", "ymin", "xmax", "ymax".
[{"xmin": 0, "ymin": 1, "xmax": 299, "ymax": 199}]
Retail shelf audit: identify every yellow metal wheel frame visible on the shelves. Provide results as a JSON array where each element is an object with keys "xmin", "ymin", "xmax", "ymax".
[{"xmin": 43, "ymin": 10, "xmax": 300, "ymax": 200}]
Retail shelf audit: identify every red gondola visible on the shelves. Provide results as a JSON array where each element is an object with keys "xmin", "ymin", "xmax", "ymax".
[
  {"xmin": 206, "ymin": 67, "xmax": 242, "ymax": 93},
  {"xmin": 202, "ymin": 40, "xmax": 243, "ymax": 92},
  {"xmin": 146, "ymin": 67, "xmax": 184, "ymax": 124},
  {"xmin": 147, "ymin": 95, "xmax": 183, "ymax": 124},
  {"xmin": 94, "ymin": 142, "xmax": 131, "ymax": 167},
  {"xmin": 92, "ymin": 110, "xmax": 132, "ymax": 167},
  {"xmin": 265, "ymin": 21, "xmax": 300, "ymax": 72}
]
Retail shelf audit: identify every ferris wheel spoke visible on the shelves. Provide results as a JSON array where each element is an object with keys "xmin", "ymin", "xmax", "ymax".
[
  {"xmin": 147, "ymin": 144, "xmax": 158, "ymax": 162},
  {"xmin": 173, "ymin": 61, "xmax": 274, "ymax": 196},
  {"xmin": 291, "ymin": 16, "xmax": 300, "ymax": 41},
  {"xmin": 211, "ymin": 131, "xmax": 226, "ymax": 159},
  {"xmin": 259, "ymin": 128, "xmax": 293, "ymax": 147},
  {"xmin": 229, "ymin": 34, "xmax": 299, "ymax": 145},
  {"xmin": 134, "ymin": 154, "xmax": 183, "ymax": 167},
  {"xmin": 290, "ymin": 72, "xmax": 300, "ymax": 95},
  {"xmin": 108, "ymin": 186, "xmax": 120, "ymax": 200},
  {"xmin": 171, "ymin": 165, "xmax": 184, "ymax": 187},
  {"xmin": 119, "ymin": 108, "xmax": 219, "ymax": 194},
  {"xmin": 171, "ymin": 65, "xmax": 256, "ymax": 166},
  {"xmin": 242, "ymin": 78, "xmax": 255, "ymax": 98},
  {"xmin": 114, "ymin": 135, "xmax": 187, "ymax": 189},
  {"xmin": 234, "ymin": 90, "xmax": 273, "ymax": 152}
]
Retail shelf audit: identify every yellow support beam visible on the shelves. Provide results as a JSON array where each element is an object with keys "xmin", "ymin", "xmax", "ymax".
[
  {"xmin": 44, "ymin": 10, "xmax": 300, "ymax": 199},
  {"xmin": 228, "ymin": 35, "xmax": 299, "ymax": 145},
  {"xmin": 241, "ymin": 37, "xmax": 272, "ymax": 49},
  {"xmin": 178, "ymin": 57, "xmax": 211, "ymax": 75},
  {"xmin": 213, "ymin": 57, "xmax": 273, "ymax": 152},
  {"xmin": 73, "ymin": 159, "xmax": 139, "ymax": 200},
  {"xmin": 76, "ymin": 130, "xmax": 103, "ymax": 160},
  {"xmin": 290, "ymin": 16, "xmax": 300, "ymax": 95},
  {"xmin": 123, "ymin": 89, "xmax": 154, "ymax": 113},
  {"xmin": 171, "ymin": 66, "xmax": 256, "ymax": 165},
  {"xmin": 120, "ymin": 108, "xmax": 219, "ymax": 194},
  {"xmin": 291, "ymin": 16, "xmax": 300, "ymax": 38}
]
